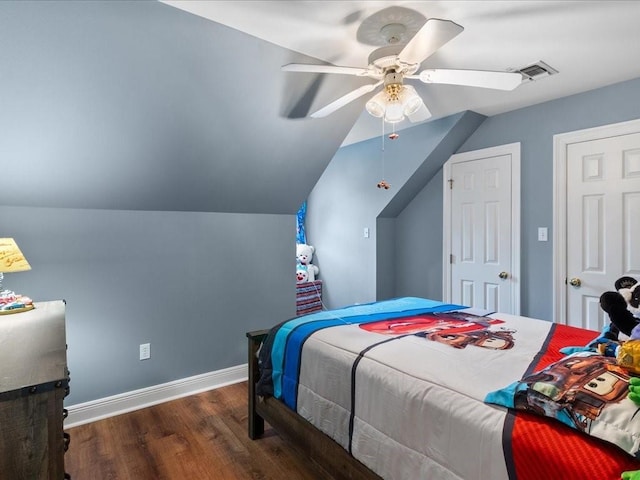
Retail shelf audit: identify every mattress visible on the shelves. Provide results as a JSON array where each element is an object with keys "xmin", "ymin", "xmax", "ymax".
[{"xmin": 257, "ymin": 297, "xmax": 640, "ymax": 480}]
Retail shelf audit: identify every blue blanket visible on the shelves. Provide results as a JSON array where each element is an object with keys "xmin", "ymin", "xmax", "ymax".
[{"xmin": 264, "ymin": 297, "xmax": 463, "ymax": 409}]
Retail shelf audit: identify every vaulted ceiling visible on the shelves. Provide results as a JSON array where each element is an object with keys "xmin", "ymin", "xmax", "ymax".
[
  {"xmin": 164, "ymin": 1, "xmax": 640, "ymax": 145},
  {"xmin": 1, "ymin": 1, "xmax": 367, "ymax": 214},
  {"xmin": 2, "ymin": 1, "xmax": 640, "ymax": 215}
]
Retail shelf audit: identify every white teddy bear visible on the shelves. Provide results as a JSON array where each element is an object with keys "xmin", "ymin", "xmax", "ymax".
[
  {"xmin": 296, "ymin": 244, "xmax": 319, "ymax": 283},
  {"xmin": 296, "ymin": 264, "xmax": 310, "ymax": 283}
]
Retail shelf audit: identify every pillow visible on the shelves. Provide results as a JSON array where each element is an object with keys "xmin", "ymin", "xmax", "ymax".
[{"xmin": 485, "ymin": 351, "xmax": 640, "ymax": 457}]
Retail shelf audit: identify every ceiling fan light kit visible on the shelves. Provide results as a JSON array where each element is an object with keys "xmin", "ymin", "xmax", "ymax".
[
  {"xmin": 365, "ymin": 83, "xmax": 425, "ymax": 124},
  {"xmin": 283, "ymin": 9, "xmax": 524, "ymax": 124}
]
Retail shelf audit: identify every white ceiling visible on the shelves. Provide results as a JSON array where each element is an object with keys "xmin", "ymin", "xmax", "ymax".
[{"xmin": 162, "ymin": 1, "xmax": 640, "ymax": 145}]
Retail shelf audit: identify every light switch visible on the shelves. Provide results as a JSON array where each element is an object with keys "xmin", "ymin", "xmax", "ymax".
[
  {"xmin": 538, "ymin": 227, "xmax": 548, "ymax": 242},
  {"xmin": 364, "ymin": 227, "xmax": 370, "ymax": 238}
]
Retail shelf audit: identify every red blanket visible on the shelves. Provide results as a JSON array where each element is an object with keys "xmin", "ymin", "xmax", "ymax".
[{"xmin": 511, "ymin": 324, "xmax": 640, "ymax": 479}]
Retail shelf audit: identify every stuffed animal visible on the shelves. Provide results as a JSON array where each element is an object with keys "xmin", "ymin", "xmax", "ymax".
[
  {"xmin": 622, "ymin": 468, "xmax": 640, "ymax": 480},
  {"xmin": 617, "ymin": 339, "xmax": 640, "ymax": 375},
  {"xmin": 296, "ymin": 244, "xmax": 319, "ymax": 283},
  {"xmin": 296, "ymin": 264, "xmax": 309, "ymax": 283},
  {"xmin": 561, "ymin": 276, "xmax": 639, "ymax": 356},
  {"xmin": 629, "ymin": 377, "xmax": 640, "ymax": 404},
  {"xmin": 599, "ymin": 276, "xmax": 640, "ymax": 337},
  {"xmin": 561, "ymin": 277, "xmax": 640, "ymax": 357},
  {"xmin": 599, "ymin": 277, "xmax": 640, "ymax": 406}
]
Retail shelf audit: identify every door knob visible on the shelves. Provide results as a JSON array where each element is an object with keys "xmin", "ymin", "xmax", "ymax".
[
  {"xmin": 569, "ymin": 277, "xmax": 582, "ymax": 287},
  {"xmin": 498, "ymin": 271, "xmax": 508, "ymax": 279}
]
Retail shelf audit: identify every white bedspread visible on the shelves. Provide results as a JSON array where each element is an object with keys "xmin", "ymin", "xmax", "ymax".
[{"xmin": 294, "ymin": 313, "xmax": 553, "ymax": 480}]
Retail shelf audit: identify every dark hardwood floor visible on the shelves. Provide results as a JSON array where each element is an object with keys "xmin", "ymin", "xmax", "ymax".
[{"xmin": 64, "ymin": 382, "xmax": 330, "ymax": 479}]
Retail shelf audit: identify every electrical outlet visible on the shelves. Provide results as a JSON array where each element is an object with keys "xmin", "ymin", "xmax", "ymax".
[{"xmin": 139, "ymin": 343, "xmax": 151, "ymax": 360}]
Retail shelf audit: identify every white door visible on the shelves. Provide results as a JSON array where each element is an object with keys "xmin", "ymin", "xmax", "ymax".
[
  {"xmin": 562, "ymin": 131, "xmax": 640, "ymax": 330},
  {"xmin": 443, "ymin": 143, "xmax": 521, "ymax": 313}
]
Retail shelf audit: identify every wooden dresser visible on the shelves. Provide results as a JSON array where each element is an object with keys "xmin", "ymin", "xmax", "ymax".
[{"xmin": 0, "ymin": 300, "xmax": 70, "ymax": 479}]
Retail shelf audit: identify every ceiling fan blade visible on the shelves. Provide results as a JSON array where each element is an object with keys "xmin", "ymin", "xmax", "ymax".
[
  {"xmin": 310, "ymin": 81, "xmax": 382, "ymax": 118},
  {"xmin": 407, "ymin": 102, "xmax": 432, "ymax": 123},
  {"xmin": 282, "ymin": 63, "xmax": 369, "ymax": 76},
  {"xmin": 398, "ymin": 18, "xmax": 464, "ymax": 66},
  {"xmin": 415, "ymin": 69, "xmax": 523, "ymax": 90}
]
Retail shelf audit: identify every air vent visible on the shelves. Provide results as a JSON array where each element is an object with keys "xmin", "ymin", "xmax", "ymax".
[{"xmin": 517, "ymin": 61, "xmax": 558, "ymax": 81}]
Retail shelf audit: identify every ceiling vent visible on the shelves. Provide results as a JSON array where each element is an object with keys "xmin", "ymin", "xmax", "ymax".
[{"xmin": 516, "ymin": 61, "xmax": 558, "ymax": 81}]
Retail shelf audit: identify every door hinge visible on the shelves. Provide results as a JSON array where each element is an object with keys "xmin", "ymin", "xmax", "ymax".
[
  {"xmin": 448, "ymin": 178, "xmax": 454, "ymax": 190},
  {"xmin": 450, "ymin": 254, "xmax": 454, "ymax": 264}
]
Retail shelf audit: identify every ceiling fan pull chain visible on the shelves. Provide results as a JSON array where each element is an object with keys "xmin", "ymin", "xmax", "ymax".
[
  {"xmin": 381, "ymin": 115, "xmax": 385, "ymax": 176},
  {"xmin": 377, "ymin": 116, "xmax": 390, "ymax": 190}
]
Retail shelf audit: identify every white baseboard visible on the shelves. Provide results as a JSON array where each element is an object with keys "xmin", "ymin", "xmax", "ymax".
[{"xmin": 65, "ymin": 363, "xmax": 248, "ymax": 428}]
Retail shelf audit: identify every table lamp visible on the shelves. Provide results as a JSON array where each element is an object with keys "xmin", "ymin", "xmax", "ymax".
[{"xmin": 0, "ymin": 238, "xmax": 34, "ymax": 314}]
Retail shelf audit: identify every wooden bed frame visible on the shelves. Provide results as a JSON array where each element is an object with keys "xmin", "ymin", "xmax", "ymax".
[{"xmin": 246, "ymin": 330, "xmax": 382, "ymax": 480}]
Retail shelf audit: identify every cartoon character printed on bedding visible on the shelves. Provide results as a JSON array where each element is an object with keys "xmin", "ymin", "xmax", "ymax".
[
  {"xmin": 513, "ymin": 353, "xmax": 630, "ymax": 432},
  {"xmin": 359, "ymin": 311, "xmax": 516, "ymax": 350},
  {"xmin": 427, "ymin": 328, "xmax": 515, "ymax": 350}
]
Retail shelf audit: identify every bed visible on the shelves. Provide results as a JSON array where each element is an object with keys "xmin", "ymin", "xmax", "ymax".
[{"xmin": 247, "ymin": 297, "xmax": 640, "ymax": 480}]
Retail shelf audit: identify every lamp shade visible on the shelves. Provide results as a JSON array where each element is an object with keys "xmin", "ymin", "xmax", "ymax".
[
  {"xmin": 0, "ymin": 238, "xmax": 31, "ymax": 273},
  {"xmin": 365, "ymin": 91, "xmax": 386, "ymax": 118},
  {"xmin": 400, "ymin": 85, "xmax": 424, "ymax": 116},
  {"xmin": 384, "ymin": 99, "xmax": 405, "ymax": 123}
]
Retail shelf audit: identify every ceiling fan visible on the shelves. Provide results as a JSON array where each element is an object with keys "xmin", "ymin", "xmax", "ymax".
[{"xmin": 282, "ymin": 14, "xmax": 523, "ymax": 124}]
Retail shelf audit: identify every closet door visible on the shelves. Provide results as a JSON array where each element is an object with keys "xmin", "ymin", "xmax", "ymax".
[
  {"xmin": 565, "ymin": 132, "xmax": 640, "ymax": 330},
  {"xmin": 444, "ymin": 143, "xmax": 520, "ymax": 313}
]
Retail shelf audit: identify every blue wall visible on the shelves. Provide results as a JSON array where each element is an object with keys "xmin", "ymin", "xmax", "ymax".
[
  {"xmin": 306, "ymin": 112, "xmax": 484, "ymax": 309},
  {"xmin": 1, "ymin": 207, "xmax": 295, "ymax": 404},
  {"xmin": 393, "ymin": 77, "xmax": 640, "ymax": 320},
  {"xmin": 394, "ymin": 170, "xmax": 445, "ymax": 301},
  {"xmin": 0, "ymin": 0, "xmax": 331, "ymax": 406},
  {"xmin": 460, "ymin": 77, "xmax": 640, "ymax": 319}
]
